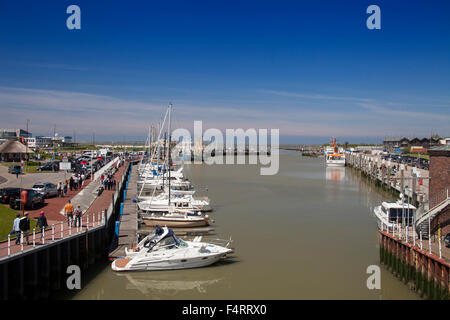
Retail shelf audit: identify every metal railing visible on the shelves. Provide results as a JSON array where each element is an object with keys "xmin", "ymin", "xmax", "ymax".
[
  {"xmin": 416, "ymin": 186, "xmax": 450, "ymax": 225},
  {"xmin": 380, "ymin": 216, "xmax": 448, "ymax": 261},
  {"xmin": 0, "ymin": 211, "xmax": 106, "ymax": 259}
]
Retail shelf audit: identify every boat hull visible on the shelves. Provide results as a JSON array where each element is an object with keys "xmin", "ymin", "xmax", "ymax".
[
  {"xmin": 326, "ymin": 161, "xmax": 346, "ymax": 167},
  {"xmin": 112, "ymin": 253, "xmax": 228, "ymax": 272},
  {"xmin": 142, "ymin": 217, "xmax": 210, "ymax": 228}
]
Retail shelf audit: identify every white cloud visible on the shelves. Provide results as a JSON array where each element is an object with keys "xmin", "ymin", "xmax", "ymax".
[{"xmin": 0, "ymin": 86, "xmax": 448, "ymax": 140}]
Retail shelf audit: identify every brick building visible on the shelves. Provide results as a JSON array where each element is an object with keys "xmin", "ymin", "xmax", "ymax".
[{"xmin": 428, "ymin": 145, "xmax": 450, "ymax": 235}]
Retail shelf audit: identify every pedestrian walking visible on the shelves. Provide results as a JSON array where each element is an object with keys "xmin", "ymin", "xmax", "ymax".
[
  {"xmin": 64, "ymin": 200, "xmax": 74, "ymax": 227},
  {"xmin": 69, "ymin": 176, "xmax": 74, "ymax": 191},
  {"xmin": 36, "ymin": 211, "xmax": 48, "ymax": 240},
  {"xmin": 63, "ymin": 181, "xmax": 68, "ymax": 197},
  {"xmin": 74, "ymin": 205, "xmax": 83, "ymax": 228},
  {"xmin": 57, "ymin": 182, "xmax": 62, "ymax": 197},
  {"xmin": 12, "ymin": 214, "xmax": 21, "ymax": 245},
  {"xmin": 19, "ymin": 212, "xmax": 31, "ymax": 245},
  {"xmin": 15, "ymin": 167, "xmax": 20, "ymax": 179},
  {"xmin": 73, "ymin": 175, "xmax": 78, "ymax": 190}
]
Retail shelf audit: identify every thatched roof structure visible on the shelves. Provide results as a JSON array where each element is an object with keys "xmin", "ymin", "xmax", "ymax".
[{"xmin": 0, "ymin": 140, "xmax": 33, "ymax": 154}]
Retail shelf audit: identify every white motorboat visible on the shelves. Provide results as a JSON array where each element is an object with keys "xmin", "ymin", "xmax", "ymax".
[
  {"xmin": 141, "ymin": 210, "xmax": 211, "ymax": 228},
  {"xmin": 111, "ymin": 226, "xmax": 232, "ymax": 271},
  {"xmin": 374, "ymin": 196, "xmax": 416, "ymax": 230},
  {"xmin": 138, "ymin": 193, "xmax": 211, "ymax": 212},
  {"xmin": 139, "ymin": 167, "xmax": 184, "ymax": 180},
  {"xmin": 142, "ymin": 212, "xmax": 210, "ymax": 228},
  {"xmin": 137, "ymin": 177, "xmax": 193, "ymax": 191}
]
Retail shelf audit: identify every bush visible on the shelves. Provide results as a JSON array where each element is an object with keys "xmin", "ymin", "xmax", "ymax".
[{"xmin": 26, "ymin": 161, "xmax": 41, "ymax": 166}]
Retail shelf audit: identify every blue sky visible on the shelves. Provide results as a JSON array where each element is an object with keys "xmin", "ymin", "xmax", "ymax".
[{"xmin": 0, "ymin": 0, "xmax": 449, "ymax": 143}]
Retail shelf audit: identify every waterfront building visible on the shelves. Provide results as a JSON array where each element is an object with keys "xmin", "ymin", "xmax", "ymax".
[
  {"xmin": 427, "ymin": 144, "xmax": 450, "ymax": 235},
  {"xmin": 439, "ymin": 137, "xmax": 450, "ymax": 145},
  {"xmin": 383, "ymin": 137, "xmax": 441, "ymax": 152},
  {"xmin": 0, "ymin": 128, "xmax": 32, "ymax": 140},
  {"xmin": 0, "ymin": 139, "xmax": 34, "ymax": 161}
]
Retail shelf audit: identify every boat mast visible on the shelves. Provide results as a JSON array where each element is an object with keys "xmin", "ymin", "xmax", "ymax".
[
  {"xmin": 138, "ymin": 107, "xmax": 169, "ymax": 198},
  {"xmin": 167, "ymin": 103, "xmax": 172, "ymax": 206}
]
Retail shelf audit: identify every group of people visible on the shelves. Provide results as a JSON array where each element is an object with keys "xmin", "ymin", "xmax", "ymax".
[
  {"xmin": 56, "ymin": 173, "xmax": 87, "ymax": 197},
  {"xmin": 63, "ymin": 200, "xmax": 84, "ymax": 227},
  {"xmin": 100, "ymin": 170, "xmax": 117, "ymax": 191},
  {"xmin": 12, "ymin": 211, "xmax": 48, "ymax": 245},
  {"xmin": 69, "ymin": 173, "xmax": 86, "ymax": 191}
]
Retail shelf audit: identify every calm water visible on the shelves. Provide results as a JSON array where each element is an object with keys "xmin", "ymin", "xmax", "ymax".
[{"xmin": 69, "ymin": 151, "xmax": 418, "ymax": 299}]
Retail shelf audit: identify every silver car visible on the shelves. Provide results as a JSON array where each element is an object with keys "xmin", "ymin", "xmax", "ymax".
[{"xmin": 32, "ymin": 182, "xmax": 58, "ymax": 198}]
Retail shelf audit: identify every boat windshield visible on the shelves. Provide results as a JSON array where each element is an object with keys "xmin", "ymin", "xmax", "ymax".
[{"xmin": 152, "ymin": 234, "xmax": 180, "ymax": 251}]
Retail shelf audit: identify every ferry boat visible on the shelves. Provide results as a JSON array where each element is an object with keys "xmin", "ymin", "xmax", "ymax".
[
  {"xmin": 373, "ymin": 196, "xmax": 416, "ymax": 230},
  {"xmin": 325, "ymin": 138, "xmax": 346, "ymax": 167}
]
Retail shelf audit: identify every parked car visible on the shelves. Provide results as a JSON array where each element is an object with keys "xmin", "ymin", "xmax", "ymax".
[
  {"xmin": 37, "ymin": 161, "xmax": 60, "ymax": 172},
  {"xmin": 32, "ymin": 182, "xmax": 58, "ymax": 198},
  {"xmin": 8, "ymin": 165, "xmax": 22, "ymax": 174},
  {"xmin": 9, "ymin": 189, "xmax": 44, "ymax": 210},
  {"xmin": 444, "ymin": 233, "xmax": 450, "ymax": 248},
  {"xmin": 0, "ymin": 187, "xmax": 21, "ymax": 204}
]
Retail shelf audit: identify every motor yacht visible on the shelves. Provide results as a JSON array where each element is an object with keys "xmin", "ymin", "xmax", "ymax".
[
  {"xmin": 373, "ymin": 196, "xmax": 416, "ymax": 230},
  {"xmin": 111, "ymin": 226, "xmax": 232, "ymax": 271}
]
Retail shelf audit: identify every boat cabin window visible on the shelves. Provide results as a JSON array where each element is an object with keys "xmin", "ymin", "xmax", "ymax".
[{"xmin": 388, "ymin": 208, "xmax": 415, "ymax": 223}]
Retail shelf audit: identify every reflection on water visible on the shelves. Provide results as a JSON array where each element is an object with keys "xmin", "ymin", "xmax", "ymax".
[
  {"xmin": 70, "ymin": 152, "xmax": 419, "ymax": 300},
  {"xmin": 119, "ymin": 272, "xmax": 222, "ymax": 295},
  {"xmin": 325, "ymin": 167, "xmax": 345, "ymax": 182}
]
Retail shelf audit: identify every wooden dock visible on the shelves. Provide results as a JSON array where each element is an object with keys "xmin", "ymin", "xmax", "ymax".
[
  {"xmin": 109, "ymin": 163, "xmax": 138, "ymax": 259},
  {"xmin": 138, "ymin": 226, "xmax": 215, "ymax": 237}
]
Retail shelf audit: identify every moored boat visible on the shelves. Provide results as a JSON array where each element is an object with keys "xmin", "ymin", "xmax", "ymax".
[{"xmin": 111, "ymin": 226, "xmax": 232, "ymax": 271}]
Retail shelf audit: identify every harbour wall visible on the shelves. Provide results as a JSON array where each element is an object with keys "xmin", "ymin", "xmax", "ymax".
[
  {"xmin": 379, "ymin": 230, "xmax": 449, "ymax": 299},
  {"xmin": 0, "ymin": 161, "xmax": 135, "ymax": 300}
]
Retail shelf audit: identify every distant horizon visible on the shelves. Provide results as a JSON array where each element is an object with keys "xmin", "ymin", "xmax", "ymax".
[{"xmin": 28, "ymin": 133, "xmax": 445, "ymax": 146}]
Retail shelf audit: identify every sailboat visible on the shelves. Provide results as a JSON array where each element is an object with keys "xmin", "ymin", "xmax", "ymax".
[{"xmin": 139, "ymin": 104, "xmax": 211, "ymax": 228}]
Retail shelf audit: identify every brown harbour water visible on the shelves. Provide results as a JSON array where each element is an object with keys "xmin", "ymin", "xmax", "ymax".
[{"xmin": 69, "ymin": 151, "xmax": 418, "ymax": 299}]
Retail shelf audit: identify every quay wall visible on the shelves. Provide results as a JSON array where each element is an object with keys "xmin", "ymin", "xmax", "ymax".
[
  {"xmin": 345, "ymin": 152, "xmax": 425, "ymax": 206},
  {"xmin": 0, "ymin": 161, "xmax": 135, "ymax": 300},
  {"xmin": 379, "ymin": 230, "xmax": 449, "ymax": 299}
]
